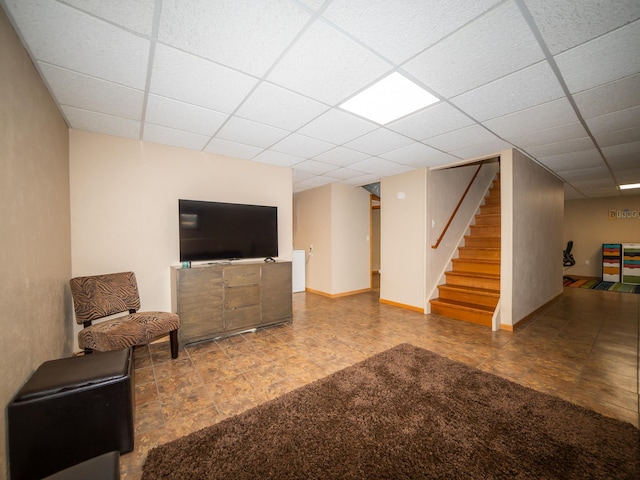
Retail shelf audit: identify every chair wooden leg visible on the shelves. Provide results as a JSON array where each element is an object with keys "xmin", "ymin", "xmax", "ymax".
[{"xmin": 169, "ymin": 330, "xmax": 179, "ymax": 359}]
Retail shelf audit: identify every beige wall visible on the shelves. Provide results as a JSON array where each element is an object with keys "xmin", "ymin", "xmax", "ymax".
[
  {"xmin": 380, "ymin": 169, "xmax": 427, "ymax": 310},
  {"xmin": 331, "ymin": 184, "xmax": 371, "ymax": 293},
  {"xmin": 293, "ymin": 185, "xmax": 333, "ymax": 292},
  {"xmin": 0, "ymin": 9, "xmax": 72, "ymax": 477},
  {"xmin": 293, "ymin": 183, "xmax": 370, "ymax": 295},
  {"xmin": 69, "ymin": 130, "xmax": 293, "ymax": 345},
  {"xmin": 509, "ymin": 149, "xmax": 564, "ymax": 325},
  {"xmin": 564, "ymin": 194, "xmax": 640, "ymax": 277}
]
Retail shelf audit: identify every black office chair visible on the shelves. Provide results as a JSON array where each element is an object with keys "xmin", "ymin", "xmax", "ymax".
[
  {"xmin": 563, "ymin": 241, "xmax": 575, "ymax": 267},
  {"xmin": 563, "ymin": 241, "xmax": 576, "ymax": 284}
]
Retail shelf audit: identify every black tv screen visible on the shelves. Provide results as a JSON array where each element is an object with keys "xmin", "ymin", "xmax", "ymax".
[{"xmin": 179, "ymin": 199, "xmax": 278, "ymax": 262}]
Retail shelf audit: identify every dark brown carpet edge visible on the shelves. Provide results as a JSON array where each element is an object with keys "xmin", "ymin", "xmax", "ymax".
[{"xmin": 142, "ymin": 343, "xmax": 640, "ymax": 479}]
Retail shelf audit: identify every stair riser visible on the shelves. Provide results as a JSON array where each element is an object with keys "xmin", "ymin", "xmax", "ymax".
[
  {"xmin": 458, "ymin": 248, "xmax": 501, "ymax": 261},
  {"xmin": 438, "ymin": 288, "xmax": 499, "ymax": 307},
  {"xmin": 465, "ymin": 236, "xmax": 501, "ymax": 248},
  {"xmin": 430, "ymin": 303, "xmax": 492, "ymax": 327},
  {"xmin": 451, "ymin": 259, "xmax": 500, "ymax": 274},
  {"xmin": 484, "ymin": 196, "xmax": 500, "ymax": 206},
  {"xmin": 445, "ymin": 273, "xmax": 500, "ymax": 290},
  {"xmin": 470, "ymin": 225, "xmax": 500, "ymax": 237}
]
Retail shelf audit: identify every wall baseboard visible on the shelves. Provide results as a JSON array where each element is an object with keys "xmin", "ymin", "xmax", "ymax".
[
  {"xmin": 305, "ymin": 287, "xmax": 371, "ymax": 298},
  {"xmin": 379, "ymin": 298, "xmax": 424, "ymax": 313}
]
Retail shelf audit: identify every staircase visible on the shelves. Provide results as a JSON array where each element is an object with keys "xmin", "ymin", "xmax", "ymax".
[{"xmin": 429, "ymin": 175, "xmax": 500, "ymax": 327}]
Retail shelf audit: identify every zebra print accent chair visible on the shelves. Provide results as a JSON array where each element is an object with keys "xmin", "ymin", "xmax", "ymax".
[{"xmin": 70, "ymin": 271, "xmax": 180, "ymax": 358}]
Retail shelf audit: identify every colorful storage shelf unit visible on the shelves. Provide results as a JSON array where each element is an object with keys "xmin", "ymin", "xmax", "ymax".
[
  {"xmin": 622, "ymin": 243, "xmax": 640, "ymax": 285},
  {"xmin": 602, "ymin": 244, "xmax": 621, "ymax": 282}
]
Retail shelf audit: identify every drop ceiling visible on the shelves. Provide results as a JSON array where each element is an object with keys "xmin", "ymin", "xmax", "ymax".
[{"xmin": 2, "ymin": 0, "xmax": 639, "ymax": 198}]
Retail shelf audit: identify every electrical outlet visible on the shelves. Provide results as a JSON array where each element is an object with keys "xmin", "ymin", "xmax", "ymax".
[{"xmin": 585, "ymin": 259, "xmax": 589, "ymax": 265}]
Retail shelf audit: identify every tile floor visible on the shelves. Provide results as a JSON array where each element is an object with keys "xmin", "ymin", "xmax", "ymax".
[{"xmin": 122, "ymin": 285, "xmax": 640, "ymax": 479}]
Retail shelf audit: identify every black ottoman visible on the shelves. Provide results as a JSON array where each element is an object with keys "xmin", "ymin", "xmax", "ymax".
[
  {"xmin": 8, "ymin": 349, "xmax": 134, "ymax": 480},
  {"xmin": 43, "ymin": 451, "xmax": 120, "ymax": 480}
]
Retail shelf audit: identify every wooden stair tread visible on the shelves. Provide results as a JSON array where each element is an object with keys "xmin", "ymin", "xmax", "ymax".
[
  {"xmin": 453, "ymin": 258, "xmax": 500, "ymax": 265},
  {"xmin": 446, "ymin": 270, "xmax": 500, "ymax": 279},
  {"xmin": 430, "ymin": 298, "xmax": 494, "ymax": 313},
  {"xmin": 438, "ymin": 284, "xmax": 499, "ymax": 297}
]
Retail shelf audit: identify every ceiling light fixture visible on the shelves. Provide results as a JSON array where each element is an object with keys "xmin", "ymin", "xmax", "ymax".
[
  {"xmin": 339, "ymin": 72, "xmax": 439, "ymax": 125},
  {"xmin": 620, "ymin": 183, "xmax": 640, "ymax": 190}
]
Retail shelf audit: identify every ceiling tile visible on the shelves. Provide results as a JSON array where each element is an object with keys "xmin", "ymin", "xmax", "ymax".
[
  {"xmin": 379, "ymin": 142, "xmax": 441, "ymax": 164},
  {"xmin": 602, "ymin": 141, "xmax": 640, "ymax": 168},
  {"xmin": 573, "ymin": 74, "xmax": 640, "ymax": 120},
  {"xmin": 524, "ymin": 0, "xmax": 640, "ymax": 54},
  {"xmin": 252, "ymin": 150, "xmax": 304, "ymax": 167},
  {"xmin": 235, "ymin": 82, "xmax": 329, "ymax": 131},
  {"xmin": 62, "ymin": 106, "xmax": 140, "ymax": 139},
  {"xmin": 347, "ymin": 157, "xmax": 415, "ymax": 176},
  {"xmin": 204, "ymin": 138, "xmax": 264, "ymax": 160},
  {"xmin": 215, "ymin": 117, "xmax": 289, "ymax": 149},
  {"xmin": 39, "ymin": 63, "xmax": 144, "ymax": 120},
  {"xmin": 145, "ymin": 95, "xmax": 228, "ymax": 136},
  {"xmin": 292, "ymin": 160, "xmax": 338, "ymax": 175},
  {"xmin": 404, "ymin": 152, "xmax": 460, "ymax": 168},
  {"xmin": 508, "ymin": 122, "xmax": 588, "ymax": 147},
  {"xmin": 271, "ymin": 133, "xmax": 335, "ymax": 157},
  {"xmin": 555, "ymin": 20, "xmax": 640, "ymax": 94},
  {"xmin": 4, "ymin": 0, "xmax": 150, "ymax": 88},
  {"xmin": 62, "ymin": 0, "xmax": 156, "ymax": 36},
  {"xmin": 158, "ymin": 0, "xmax": 310, "ymax": 76},
  {"xmin": 313, "ymin": 146, "xmax": 371, "ymax": 167},
  {"xmin": 526, "ymin": 137, "xmax": 594, "ymax": 158},
  {"xmin": 483, "ymin": 98, "xmax": 579, "ymax": 139},
  {"xmin": 143, "ymin": 124, "xmax": 209, "ymax": 150},
  {"xmin": 423, "ymin": 124, "xmax": 500, "ymax": 152},
  {"xmin": 536, "ymin": 148, "xmax": 603, "ymax": 171},
  {"xmin": 387, "ymin": 103, "xmax": 475, "ymax": 141},
  {"xmin": 595, "ymin": 126, "xmax": 640, "ymax": 148},
  {"xmin": 559, "ymin": 167, "xmax": 614, "ymax": 184},
  {"xmin": 150, "ymin": 44, "xmax": 258, "ymax": 114},
  {"xmin": 267, "ymin": 20, "xmax": 393, "ymax": 105},
  {"xmin": 586, "ymin": 105, "xmax": 640, "ymax": 137},
  {"xmin": 403, "ymin": 1, "xmax": 544, "ymax": 97},
  {"xmin": 298, "ymin": 109, "xmax": 377, "ymax": 144},
  {"xmin": 323, "ymin": 0, "xmax": 501, "ymax": 64},
  {"xmin": 341, "ymin": 173, "xmax": 384, "ymax": 186},
  {"xmin": 345, "ymin": 128, "xmax": 413, "ymax": 155},
  {"xmin": 451, "ymin": 61, "xmax": 564, "ymax": 121},
  {"xmin": 324, "ymin": 167, "xmax": 369, "ymax": 180},
  {"xmin": 448, "ymin": 139, "xmax": 512, "ymax": 160}
]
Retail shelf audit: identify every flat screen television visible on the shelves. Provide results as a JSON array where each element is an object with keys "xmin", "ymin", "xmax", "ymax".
[{"xmin": 179, "ymin": 199, "xmax": 278, "ymax": 262}]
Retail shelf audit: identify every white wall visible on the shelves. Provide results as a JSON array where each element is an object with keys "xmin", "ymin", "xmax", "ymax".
[
  {"xmin": 380, "ymin": 169, "xmax": 427, "ymax": 310},
  {"xmin": 510, "ymin": 149, "xmax": 564, "ymax": 325},
  {"xmin": 564, "ymin": 194, "xmax": 640, "ymax": 277},
  {"xmin": 1, "ymin": 9, "xmax": 72, "ymax": 477},
  {"xmin": 69, "ymin": 130, "xmax": 293, "ymax": 344}
]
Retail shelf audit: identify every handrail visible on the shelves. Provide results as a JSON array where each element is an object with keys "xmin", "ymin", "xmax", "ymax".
[{"xmin": 431, "ymin": 162, "xmax": 484, "ymax": 249}]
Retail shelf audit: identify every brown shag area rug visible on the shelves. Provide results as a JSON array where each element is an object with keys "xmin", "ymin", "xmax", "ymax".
[{"xmin": 142, "ymin": 343, "xmax": 639, "ymax": 479}]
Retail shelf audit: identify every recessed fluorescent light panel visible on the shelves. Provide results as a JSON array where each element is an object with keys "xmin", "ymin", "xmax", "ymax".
[
  {"xmin": 620, "ymin": 183, "xmax": 640, "ymax": 190},
  {"xmin": 339, "ymin": 72, "xmax": 439, "ymax": 124}
]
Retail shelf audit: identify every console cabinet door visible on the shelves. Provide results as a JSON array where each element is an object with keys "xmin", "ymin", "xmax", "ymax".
[
  {"xmin": 261, "ymin": 262, "xmax": 292, "ymax": 323},
  {"xmin": 174, "ymin": 266, "xmax": 224, "ymax": 346}
]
